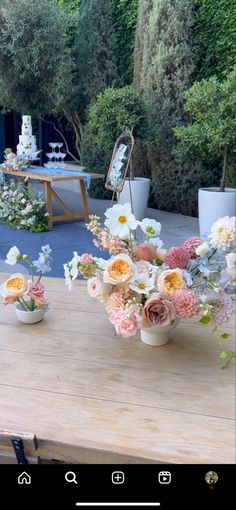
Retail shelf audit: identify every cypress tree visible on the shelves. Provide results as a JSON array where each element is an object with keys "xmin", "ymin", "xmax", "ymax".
[
  {"xmin": 75, "ymin": 0, "xmax": 119, "ymax": 117},
  {"xmin": 133, "ymin": 0, "xmax": 205, "ymax": 215}
]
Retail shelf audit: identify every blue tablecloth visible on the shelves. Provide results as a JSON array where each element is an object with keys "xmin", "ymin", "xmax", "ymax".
[
  {"xmin": 0, "ymin": 165, "xmax": 91, "ymax": 189},
  {"xmin": 25, "ymin": 166, "xmax": 91, "ymax": 189}
]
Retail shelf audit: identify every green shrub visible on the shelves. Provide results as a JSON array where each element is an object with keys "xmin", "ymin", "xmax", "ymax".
[{"xmin": 82, "ymin": 86, "xmax": 148, "ymax": 198}]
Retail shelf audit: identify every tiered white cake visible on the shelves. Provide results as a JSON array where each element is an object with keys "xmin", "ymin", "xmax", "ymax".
[{"xmin": 17, "ymin": 115, "xmax": 38, "ymax": 161}]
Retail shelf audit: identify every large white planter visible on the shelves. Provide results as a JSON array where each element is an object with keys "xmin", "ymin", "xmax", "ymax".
[
  {"xmin": 198, "ymin": 187, "xmax": 236, "ymax": 237},
  {"xmin": 118, "ymin": 177, "xmax": 150, "ymax": 221}
]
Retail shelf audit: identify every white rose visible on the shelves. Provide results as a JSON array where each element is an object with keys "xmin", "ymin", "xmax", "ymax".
[
  {"xmin": 87, "ymin": 276, "xmax": 112, "ymax": 302},
  {"xmin": 5, "ymin": 246, "xmax": 21, "ymax": 265},
  {"xmin": 195, "ymin": 241, "xmax": 209, "ymax": 257}
]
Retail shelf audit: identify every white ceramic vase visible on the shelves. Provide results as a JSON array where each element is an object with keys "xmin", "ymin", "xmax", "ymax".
[
  {"xmin": 198, "ymin": 187, "xmax": 236, "ymax": 237},
  {"xmin": 118, "ymin": 177, "xmax": 150, "ymax": 221},
  {"xmin": 15, "ymin": 303, "xmax": 46, "ymax": 324},
  {"xmin": 140, "ymin": 319, "xmax": 181, "ymax": 346}
]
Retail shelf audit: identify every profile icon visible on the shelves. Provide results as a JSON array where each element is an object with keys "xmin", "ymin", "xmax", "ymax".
[{"xmin": 205, "ymin": 471, "xmax": 218, "ymax": 485}]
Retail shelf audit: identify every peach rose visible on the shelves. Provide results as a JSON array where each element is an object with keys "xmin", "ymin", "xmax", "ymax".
[
  {"xmin": 158, "ymin": 269, "xmax": 185, "ymax": 298},
  {"xmin": 134, "ymin": 243, "xmax": 157, "ymax": 262},
  {"xmin": 0, "ymin": 273, "xmax": 28, "ymax": 301},
  {"xmin": 142, "ymin": 292, "xmax": 176, "ymax": 327},
  {"xmin": 103, "ymin": 254, "xmax": 137, "ymax": 285}
]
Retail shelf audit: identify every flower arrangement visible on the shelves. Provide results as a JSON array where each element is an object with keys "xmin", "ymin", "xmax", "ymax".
[
  {"xmin": 2, "ymin": 148, "xmax": 32, "ymax": 171},
  {"xmin": 0, "ymin": 244, "xmax": 52, "ymax": 312},
  {"xmin": 64, "ymin": 203, "xmax": 236, "ymax": 367},
  {"xmin": 0, "ymin": 174, "xmax": 49, "ymax": 232}
]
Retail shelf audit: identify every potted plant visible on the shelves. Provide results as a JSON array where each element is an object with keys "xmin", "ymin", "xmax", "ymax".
[
  {"xmin": 0, "ymin": 245, "xmax": 52, "ymax": 324},
  {"xmin": 174, "ymin": 69, "xmax": 236, "ymax": 236}
]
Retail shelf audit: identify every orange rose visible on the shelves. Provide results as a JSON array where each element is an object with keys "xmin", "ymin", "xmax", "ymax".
[
  {"xmin": 0, "ymin": 273, "xmax": 28, "ymax": 301},
  {"xmin": 158, "ymin": 269, "xmax": 185, "ymax": 298},
  {"xmin": 103, "ymin": 254, "xmax": 137, "ymax": 285}
]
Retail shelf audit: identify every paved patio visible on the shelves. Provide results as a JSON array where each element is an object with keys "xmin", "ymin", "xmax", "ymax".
[{"xmin": 0, "ymin": 187, "xmax": 199, "ymax": 277}]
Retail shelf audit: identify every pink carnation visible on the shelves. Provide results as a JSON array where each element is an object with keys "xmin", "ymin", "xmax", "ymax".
[
  {"xmin": 165, "ymin": 246, "xmax": 191, "ymax": 269},
  {"xmin": 183, "ymin": 237, "xmax": 202, "ymax": 258},
  {"xmin": 172, "ymin": 290, "xmax": 199, "ymax": 318}
]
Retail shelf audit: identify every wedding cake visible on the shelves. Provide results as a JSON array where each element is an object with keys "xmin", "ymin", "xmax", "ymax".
[{"xmin": 17, "ymin": 115, "xmax": 38, "ymax": 161}]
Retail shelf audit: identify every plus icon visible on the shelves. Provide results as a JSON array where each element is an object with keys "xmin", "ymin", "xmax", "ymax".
[{"xmin": 112, "ymin": 471, "xmax": 125, "ymax": 484}]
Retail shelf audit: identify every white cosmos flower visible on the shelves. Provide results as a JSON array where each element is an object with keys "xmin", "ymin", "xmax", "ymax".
[
  {"xmin": 5, "ymin": 246, "xmax": 20, "ymax": 265},
  {"xmin": 139, "ymin": 218, "xmax": 161, "ymax": 237},
  {"xmin": 129, "ymin": 273, "xmax": 156, "ymax": 294},
  {"xmin": 104, "ymin": 203, "xmax": 138, "ymax": 239},
  {"xmin": 225, "ymin": 252, "xmax": 236, "ymax": 277}
]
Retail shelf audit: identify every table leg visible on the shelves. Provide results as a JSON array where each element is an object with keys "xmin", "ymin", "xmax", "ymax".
[
  {"xmin": 80, "ymin": 179, "xmax": 89, "ymax": 220},
  {"xmin": 44, "ymin": 181, "xmax": 53, "ymax": 229}
]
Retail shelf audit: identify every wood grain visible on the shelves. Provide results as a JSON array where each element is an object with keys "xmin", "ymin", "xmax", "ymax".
[{"xmin": 0, "ymin": 276, "xmax": 235, "ymax": 464}]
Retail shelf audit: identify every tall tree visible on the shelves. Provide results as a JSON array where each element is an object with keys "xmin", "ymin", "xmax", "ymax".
[
  {"xmin": 111, "ymin": 0, "xmax": 139, "ymax": 85},
  {"xmin": 133, "ymin": 0, "xmax": 204, "ymax": 215},
  {"xmin": 0, "ymin": 0, "xmax": 83, "ymax": 160},
  {"xmin": 75, "ymin": 0, "xmax": 119, "ymax": 118}
]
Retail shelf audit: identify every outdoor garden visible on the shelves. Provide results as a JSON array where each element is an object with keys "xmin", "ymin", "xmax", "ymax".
[{"xmin": 0, "ymin": 0, "xmax": 235, "ymax": 472}]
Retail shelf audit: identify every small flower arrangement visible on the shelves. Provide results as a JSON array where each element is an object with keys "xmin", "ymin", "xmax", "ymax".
[
  {"xmin": 64, "ymin": 203, "xmax": 236, "ymax": 367},
  {"xmin": 2, "ymin": 148, "xmax": 31, "ymax": 171},
  {"xmin": 0, "ymin": 245, "xmax": 52, "ymax": 312},
  {"xmin": 0, "ymin": 174, "xmax": 49, "ymax": 232}
]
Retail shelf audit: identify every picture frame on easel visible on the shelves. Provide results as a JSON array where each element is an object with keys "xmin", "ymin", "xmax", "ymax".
[{"xmin": 105, "ymin": 129, "xmax": 134, "ymax": 194}]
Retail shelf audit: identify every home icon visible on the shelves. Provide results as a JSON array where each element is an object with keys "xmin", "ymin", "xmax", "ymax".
[{"xmin": 18, "ymin": 472, "xmax": 31, "ymax": 485}]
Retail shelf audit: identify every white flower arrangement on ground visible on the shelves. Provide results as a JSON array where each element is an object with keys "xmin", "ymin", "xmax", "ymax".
[
  {"xmin": 0, "ymin": 174, "xmax": 49, "ymax": 232},
  {"xmin": 64, "ymin": 203, "xmax": 236, "ymax": 368}
]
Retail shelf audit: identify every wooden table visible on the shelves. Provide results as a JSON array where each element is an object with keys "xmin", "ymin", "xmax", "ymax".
[
  {"xmin": 1, "ymin": 167, "xmax": 104, "ymax": 228},
  {"xmin": 0, "ymin": 276, "xmax": 235, "ymax": 464}
]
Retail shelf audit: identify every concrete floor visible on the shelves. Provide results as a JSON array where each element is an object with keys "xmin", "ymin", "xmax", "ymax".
[{"xmin": 0, "ymin": 186, "xmax": 199, "ymax": 277}]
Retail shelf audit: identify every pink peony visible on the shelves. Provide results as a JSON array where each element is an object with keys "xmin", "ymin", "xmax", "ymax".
[
  {"xmin": 109, "ymin": 306, "xmax": 141, "ymax": 338},
  {"xmin": 142, "ymin": 293, "xmax": 176, "ymax": 327},
  {"xmin": 27, "ymin": 281, "xmax": 47, "ymax": 306},
  {"xmin": 172, "ymin": 290, "xmax": 199, "ymax": 318},
  {"xmin": 183, "ymin": 237, "xmax": 202, "ymax": 258},
  {"xmin": 165, "ymin": 246, "xmax": 191, "ymax": 269},
  {"xmin": 134, "ymin": 243, "xmax": 157, "ymax": 262}
]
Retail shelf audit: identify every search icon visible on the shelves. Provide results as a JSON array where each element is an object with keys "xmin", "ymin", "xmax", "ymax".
[{"xmin": 65, "ymin": 471, "xmax": 78, "ymax": 484}]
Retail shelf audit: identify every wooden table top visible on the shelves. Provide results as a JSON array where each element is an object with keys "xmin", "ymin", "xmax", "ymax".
[
  {"xmin": 0, "ymin": 275, "xmax": 235, "ymax": 464},
  {"xmin": 1, "ymin": 167, "xmax": 104, "ymax": 182}
]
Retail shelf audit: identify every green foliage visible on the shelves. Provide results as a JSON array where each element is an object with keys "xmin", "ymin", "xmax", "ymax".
[
  {"xmin": 0, "ymin": 0, "xmax": 77, "ymax": 118},
  {"xmin": 111, "ymin": 0, "xmax": 139, "ymax": 85},
  {"xmin": 134, "ymin": 0, "xmax": 199, "ymax": 214},
  {"xmin": 82, "ymin": 86, "xmax": 147, "ymax": 197},
  {"xmin": 58, "ymin": 0, "xmax": 80, "ymax": 12},
  {"xmin": 194, "ymin": 0, "xmax": 236, "ymax": 79},
  {"xmin": 174, "ymin": 69, "xmax": 236, "ymax": 188},
  {"xmin": 75, "ymin": 0, "xmax": 119, "ymax": 118}
]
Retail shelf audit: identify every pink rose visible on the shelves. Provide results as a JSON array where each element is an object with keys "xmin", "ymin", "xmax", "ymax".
[
  {"xmin": 27, "ymin": 281, "xmax": 47, "ymax": 306},
  {"xmin": 134, "ymin": 243, "xmax": 157, "ymax": 262},
  {"xmin": 109, "ymin": 306, "xmax": 142, "ymax": 338},
  {"xmin": 142, "ymin": 292, "xmax": 176, "ymax": 327}
]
